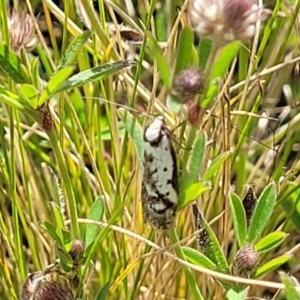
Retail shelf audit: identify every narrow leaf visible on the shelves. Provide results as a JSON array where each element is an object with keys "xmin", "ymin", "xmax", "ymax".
[
  {"xmin": 0, "ymin": 42, "xmax": 27, "ymax": 83},
  {"xmin": 198, "ymin": 38, "xmax": 213, "ymax": 69},
  {"xmin": 95, "ymin": 281, "xmax": 111, "ymax": 300},
  {"xmin": 146, "ymin": 32, "xmax": 171, "ymax": 88},
  {"xmin": 175, "ymin": 27, "xmax": 193, "ymax": 73},
  {"xmin": 38, "ymin": 66, "xmax": 75, "ymax": 105},
  {"xmin": 229, "ymin": 194, "xmax": 247, "ymax": 247},
  {"xmin": 201, "ymin": 41, "xmax": 241, "ymax": 108},
  {"xmin": 84, "ymin": 198, "xmax": 104, "ymax": 249},
  {"xmin": 179, "ymin": 182, "xmax": 209, "ymax": 209},
  {"xmin": 57, "ymin": 31, "xmax": 91, "ymax": 70},
  {"xmin": 40, "ymin": 221, "xmax": 63, "ymax": 248},
  {"xmin": 254, "ymin": 254, "xmax": 292, "ymax": 278},
  {"xmin": 118, "ymin": 109, "xmax": 144, "ymax": 166},
  {"xmin": 255, "ymin": 232, "xmax": 287, "ymax": 253},
  {"xmin": 57, "ymin": 60, "xmax": 136, "ymax": 93},
  {"xmin": 180, "ymin": 133, "xmax": 207, "ymax": 193},
  {"xmin": 182, "ymin": 246, "xmax": 217, "ymax": 270},
  {"xmin": 204, "ymin": 151, "xmax": 232, "ymax": 181},
  {"xmin": 247, "ymin": 182, "xmax": 277, "ymax": 243},
  {"xmin": 18, "ymin": 84, "xmax": 39, "ymax": 109},
  {"xmin": 202, "ymin": 217, "xmax": 230, "ymax": 274}
]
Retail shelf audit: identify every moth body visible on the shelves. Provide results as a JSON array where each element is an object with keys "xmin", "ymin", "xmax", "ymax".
[{"xmin": 142, "ymin": 117, "xmax": 178, "ymax": 229}]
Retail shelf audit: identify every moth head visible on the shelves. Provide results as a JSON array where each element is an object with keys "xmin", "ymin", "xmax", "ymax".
[{"xmin": 144, "ymin": 116, "xmax": 166, "ymax": 144}]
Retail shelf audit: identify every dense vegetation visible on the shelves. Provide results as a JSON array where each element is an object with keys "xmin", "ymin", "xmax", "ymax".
[{"xmin": 1, "ymin": 0, "xmax": 300, "ymax": 299}]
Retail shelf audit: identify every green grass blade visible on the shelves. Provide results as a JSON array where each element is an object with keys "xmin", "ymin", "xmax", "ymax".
[
  {"xmin": 203, "ymin": 151, "xmax": 232, "ymax": 181},
  {"xmin": 175, "ymin": 27, "xmax": 194, "ymax": 74},
  {"xmin": 118, "ymin": 109, "xmax": 144, "ymax": 166},
  {"xmin": 146, "ymin": 32, "xmax": 172, "ymax": 88},
  {"xmin": 57, "ymin": 31, "xmax": 91, "ymax": 70},
  {"xmin": 84, "ymin": 198, "xmax": 104, "ymax": 249},
  {"xmin": 95, "ymin": 281, "xmax": 111, "ymax": 300}
]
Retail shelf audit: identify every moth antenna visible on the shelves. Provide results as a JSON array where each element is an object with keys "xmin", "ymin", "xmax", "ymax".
[{"xmin": 80, "ymin": 96, "xmax": 154, "ymax": 119}]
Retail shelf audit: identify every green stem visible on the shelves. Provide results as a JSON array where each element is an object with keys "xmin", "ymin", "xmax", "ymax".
[
  {"xmin": 48, "ymin": 128, "xmax": 79, "ymax": 238},
  {"xmin": 168, "ymin": 228, "xmax": 204, "ymax": 300}
]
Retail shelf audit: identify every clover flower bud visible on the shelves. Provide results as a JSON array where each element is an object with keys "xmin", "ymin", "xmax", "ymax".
[
  {"xmin": 69, "ymin": 239, "xmax": 85, "ymax": 266},
  {"xmin": 8, "ymin": 10, "xmax": 39, "ymax": 53},
  {"xmin": 188, "ymin": 0, "xmax": 263, "ymax": 44},
  {"xmin": 234, "ymin": 244, "xmax": 259, "ymax": 276},
  {"xmin": 172, "ymin": 67, "xmax": 204, "ymax": 101}
]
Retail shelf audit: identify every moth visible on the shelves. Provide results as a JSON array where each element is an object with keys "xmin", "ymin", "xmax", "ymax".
[{"xmin": 141, "ymin": 116, "xmax": 179, "ymax": 229}]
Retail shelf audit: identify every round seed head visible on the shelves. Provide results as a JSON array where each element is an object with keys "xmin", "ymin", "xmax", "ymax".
[
  {"xmin": 172, "ymin": 67, "xmax": 204, "ymax": 100},
  {"xmin": 234, "ymin": 244, "xmax": 259, "ymax": 275}
]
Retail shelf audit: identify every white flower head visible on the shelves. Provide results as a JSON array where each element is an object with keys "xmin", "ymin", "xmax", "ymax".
[
  {"xmin": 189, "ymin": 0, "xmax": 263, "ymax": 44},
  {"xmin": 8, "ymin": 10, "xmax": 39, "ymax": 54}
]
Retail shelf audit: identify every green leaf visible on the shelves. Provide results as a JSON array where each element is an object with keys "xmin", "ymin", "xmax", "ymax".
[
  {"xmin": 247, "ymin": 182, "xmax": 277, "ymax": 243},
  {"xmin": 203, "ymin": 151, "xmax": 232, "ymax": 181},
  {"xmin": 198, "ymin": 38, "xmax": 213, "ymax": 69},
  {"xmin": 84, "ymin": 198, "xmax": 104, "ymax": 249},
  {"xmin": 229, "ymin": 194, "xmax": 247, "ymax": 247},
  {"xmin": 255, "ymin": 232, "xmax": 287, "ymax": 253},
  {"xmin": 201, "ymin": 41, "xmax": 241, "ymax": 108},
  {"xmin": 254, "ymin": 254, "xmax": 292, "ymax": 278},
  {"xmin": 0, "ymin": 42, "xmax": 27, "ymax": 83},
  {"xmin": 146, "ymin": 32, "xmax": 171, "ymax": 88},
  {"xmin": 180, "ymin": 134, "xmax": 207, "ymax": 193},
  {"xmin": 118, "ymin": 109, "xmax": 144, "ymax": 166},
  {"xmin": 280, "ymin": 272, "xmax": 300, "ymax": 300},
  {"xmin": 226, "ymin": 287, "xmax": 248, "ymax": 300},
  {"xmin": 57, "ymin": 31, "xmax": 91, "ymax": 70},
  {"xmin": 56, "ymin": 60, "xmax": 135, "ymax": 93},
  {"xmin": 18, "ymin": 84, "xmax": 39, "ymax": 109},
  {"xmin": 175, "ymin": 27, "xmax": 193, "ymax": 74},
  {"xmin": 31, "ymin": 57, "xmax": 40, "ymax": 87},
  {"xmin": 50, "ymin": 202, "xmax": 65, "ymax": 241},
  {"xmin": 38, "ymin": 66, "xmax": 75, "ymax": 106},
  {"xmin": 95, "ymin": 281, "xmax": 111, "ymax": 300},
  {"xmin": 182, "ymin": 246, "xmax": 217, "ymax": 270},
  {"xmin": 0, "ymin": 84, "xmax": 26, "ymax": 110},
  {"xmin": 281, "ymin": 182, "xmax": 300, "ymax": 231},
  {"xmin": 189, "ymin": 134, "xmax": 207, "ymax": 182},
  {"xmin": 40, "ymin": 221, "xmax": 63, "ymax": 248},
  {"xmin": 202, "ymin": 217, "xmax": 230, "ymax": 274},
  {"xmin": 179, "ymin": 182, "xmax": 210, "ymax": 209}
]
